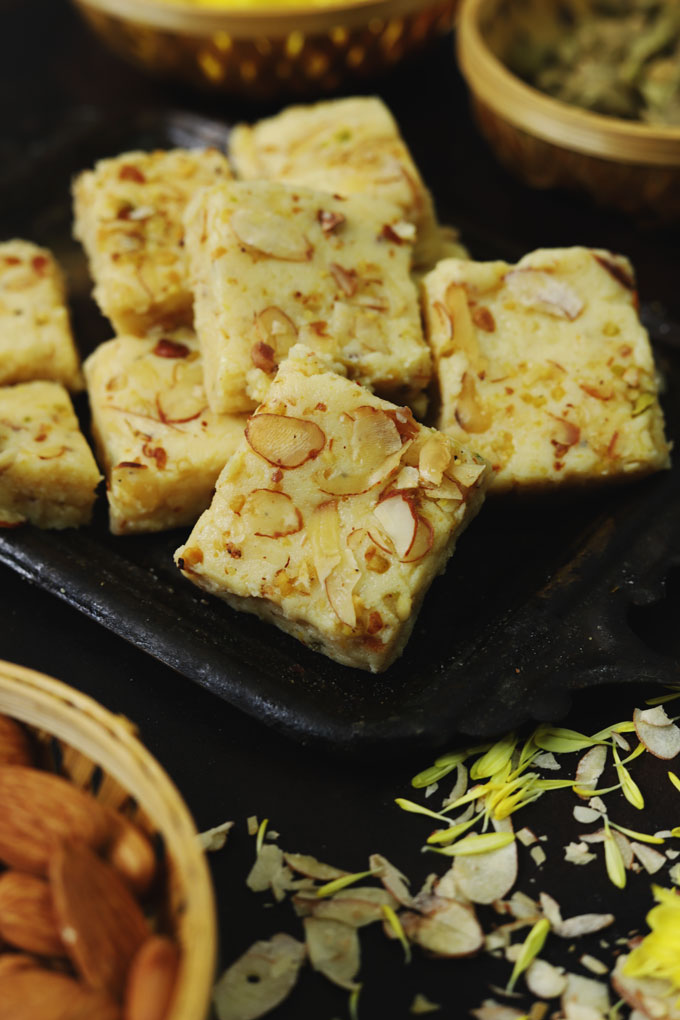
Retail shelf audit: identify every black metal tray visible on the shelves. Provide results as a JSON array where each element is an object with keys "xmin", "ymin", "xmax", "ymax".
[{"xmin": 1, "ymin": 110, "xmax": 679, "ymax": 756}]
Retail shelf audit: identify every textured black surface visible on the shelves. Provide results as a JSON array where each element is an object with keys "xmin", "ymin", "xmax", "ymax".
[{"xmin": 1, "ymin": 107, "xmax": 679, "ymax": 755}]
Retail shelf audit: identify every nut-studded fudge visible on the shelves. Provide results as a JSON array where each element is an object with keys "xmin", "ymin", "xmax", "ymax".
[
  {"xmin": 0, "ymin": 382, "xmax": 101, "ymax": 528},
  {"xmin": 184, "ymin": 180, "xmax": 431, "ymax": 415},
  {"xmin": 0, "ymin": 241, "xmax": 82, "ymax": 391},
  {"xmin": 175, "ymin": 345, "xmax": 489, "ymax": 673},
  {"xmin": 84, "ymin": 329, "xmax": 247, "ymax": 535},
  {"xmin": 73, "ymin": 148, "xmax": 232, "ymax": 335},
  {"xmin": 421, "ymin": 247, "xmax": 671, "ymax": 490},
  {"xmin": 229, "ymin": 96, "xmax": 443, "ymax": 270}
]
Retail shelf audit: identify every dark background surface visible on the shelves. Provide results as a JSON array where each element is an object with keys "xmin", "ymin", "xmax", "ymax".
[{"xmin": 2, "ymin": 1, "xmax": 680, "ymax": 1017}]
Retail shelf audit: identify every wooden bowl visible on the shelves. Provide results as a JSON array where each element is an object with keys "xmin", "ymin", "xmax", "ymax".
[
  {"xmin": 72, "ymin": 0, "xmax": 458, "ymax": 98},
  {"xmin": 0, "ymin": 658, "xmax": 217, "ymax": 1020},
  {"xmin": 456, "ymin": 0, "xmax": 680, "ymax": 220}
]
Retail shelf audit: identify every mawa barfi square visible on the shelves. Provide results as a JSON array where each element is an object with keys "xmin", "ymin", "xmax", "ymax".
[
  {"xmin": 73, "ymin": 148, "xmax": 232, "ymax": 335},
  {"xmin": 229, "ymin": 96, "xmax": 443, "ymax": 271},
  {"xmin": 84, "ymin": 330, "xmax": 247, "ymax": 535},
  {"xmin": 421, "ymin": 247, "xmax": 671, "ymax": 491},
  {"xmin": 0, "ymin": 241, "xmax": 82, "ymax": 392},
  {"xmin": 185, "ymin": 180, "xmax": 431, "ymax": 415},
  {"xmin": 175, "ymin": 345, "xmax": 489, "ymax": 673},
  {"xmin": 0, "ymin": 381, "xmax": 101, "ymax": 529}
]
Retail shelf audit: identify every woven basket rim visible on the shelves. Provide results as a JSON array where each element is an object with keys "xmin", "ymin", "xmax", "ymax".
[{"xmin": 0, "ymin": 658, "xmax": 217, "ymax": 1020}]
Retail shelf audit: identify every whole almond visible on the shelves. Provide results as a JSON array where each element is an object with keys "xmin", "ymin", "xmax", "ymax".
[
  {"xmin": 105, "ymin": 811, "xmax": 157, "ymax": 897},
  {"xmin": 0, "ymin": 766, "xmax": 111, "ymax": 875},
  {"xmin": 0, "ymin": 871, "xmax": 64, "ymax": 957},
  {"xmin": 123, "ymin": 936, "xmax": 179, "ymax": 1020},
  {"xmin": 0, "ymin": 715, "xmax": 33, "ymax": 767},
  {"xmin": 0, "ymin": 968, "xmax": 120, "ymax": 1020},
  {"xmin": 49, "ymin": 840, "xmax": 149, "ymax": 1000}
]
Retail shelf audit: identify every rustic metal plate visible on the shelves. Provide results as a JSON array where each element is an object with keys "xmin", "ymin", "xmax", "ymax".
[{"xmin": 1, "ymin": 110, "xmax": 678, "ymax": 755}]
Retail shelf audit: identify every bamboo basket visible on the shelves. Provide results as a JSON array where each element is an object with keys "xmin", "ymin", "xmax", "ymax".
[
  {"xmin": 457, "ymin": 0, "xmax": 680, "ymax": 221},
  {"xmin": 0, "ymin": 658, "xmax": 217, "ymax": 1020},
  {"xmin": 71, "ymin": 0, "xmax": 458, "ymax": 98}
]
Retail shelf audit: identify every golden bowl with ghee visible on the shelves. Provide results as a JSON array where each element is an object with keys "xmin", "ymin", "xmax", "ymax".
[{"xmin": 72, "ymin": 0, "xmax": 458, "ymax": 98}]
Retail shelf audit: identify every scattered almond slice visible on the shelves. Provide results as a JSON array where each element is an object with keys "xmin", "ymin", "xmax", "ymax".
[
  {"xmin": 539, "ymin": 892, "xmax": 614, "ymax": 939},
  {"xmin": 630, "ymin": 842, "xmax": 666, "ymax": 875},
  {"xmin": 564, "ymin": 842, "xmax": 597, "ymax": 866},
  {"xmin": 470, "ymin": 1001, "xmax": 527, "ymax": 1020},
  {"xmin": 534, "ymin": 752, "xmax": 561, "ymax": 771},
  {"xmin": 575, "ymin": 746, "xmax": 608, "ymax": 793},
  {"xmin": 373, "ymin": 493, "xmax": 418, "ymax": 560},
  {"xmin": 561, "ymin": 972, "xmax": 610, "ymax": 1019},
  {"xmin": 213, "ymin": 933, "xmax": 306, "ymax": 1020},
  {"xmin": 370, "ymin": 853, "xmax": 414, "ymax": 907},
  {"xmin": 401, "ymin": 896, "xmax": 483, "ymax": 957},
  {"xmin": 580, "ymin": 954, "xmax": 609, "ymax": 976},
  {"xmin": 242, "ymin": 489, "xmax": 303, "ymax": 539},
  {"xmin": 198, "ymin": 821, "xmax": 234, "ymax": 852},
  {"xmin": 410, "ymin": 991, "xmax": 442, "ymax": 1014},
  {"xmin": 246, "ymin": 845, "xmax": 296, "ymax": 902},
  {"xmin": 282, "ymin": 853, "xmax": 349, "ymax": 882},
  {"xmin": 453, "ymin": 819, "xmax": 517, "ymax": 905},
  {"xmin": 573, "ymin": 806, "xmax": 602, "ymax": 824},
  {"xmin": 303, "ymin": 917, "xmax": 360, "ymax": 990},
  {"xmin": 294, "ymin": 887, "xmax": 397, "ymax": 928},
  {"xmin": 525, "ymin": 957, "xmax": 567, "ymax": 998},
  {"xmin": 633, "ymin": 708, "xmax": 680, "ymax": 760}
]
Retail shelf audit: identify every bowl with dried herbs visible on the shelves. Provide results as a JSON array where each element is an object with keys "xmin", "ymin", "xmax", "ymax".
[{"xmin": 456, "ymin": 0, "xmax": 680, "ymax": 220}]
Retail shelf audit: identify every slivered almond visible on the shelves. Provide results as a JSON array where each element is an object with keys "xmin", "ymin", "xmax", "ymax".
[
  {"xmin": 402, "ymin": 515, "xmax": 434, "ymax": 563},
  {"xmin": 447, "ymin": 462, "xmax": 486, "ymax": 489},
  {"xmin": 330, "ymin": 263, "xmax": 358, "ymax": 298},
  {"xmin": 443, "ymin": 284, "xmax": 485, "ymax": 369},
  {"xmin": 124, "ymin": 936, "xmax": 179, "ymax": 1020},
  {"xmin": 230, "ymin": 207, "xmax": 312, "ymax": 262},
  {"xmin": 308, "ymin": 501, "xmax": 342, "ymax": 587},
  {"xmin": 255, "ymin": 306, "xmax": 297, "ymax": 364},
  {"xmin": 455, "ymin": 374, "xmax": 491, "ymax": 434},
  {"xmin": 156, "ymin": 385, "xmax": 205, "ymax": 426},
  {"xmin": 0, "ymin": 969, "xmax": 121, "ymax": 1020},
  {"xmin": 0, "ymin": 714, "xmax": 34, "ymax": 766},
  {"xmin": 104, "ymin": 811, "xmax": 157, "ymax": 898},
  {"xmin": 50, "ymin": 841, "xmax": 149, "ymax": 999},
  {"xmin": 401, "ymin": 897, "xmax": 483, "ymax": 957},
  {"xmin": 0, "ymin": 766, "xmax": 111, "ymax": 875},
  {"xmin": 242, "ymin": 489, "xmax": 303, "ymax": 539},
  {"xmin": 0, "ymin": 871, "xmax": 63, "ymax": 957},
  {"xmin": 505, "ymin": 269, "xmax": 584, "ymax": 320},
  {"xmin": 326, "ymin": 557, "xmax": 360, "ymax": 628},
  {"xmin": 419, "ymin": 434, "xmax": 451, "ymax": 486},
  {"xmin": 246, "ymin": 414, "xmax": 325, "ymax": 468},
  {"xmin": 374, "ymin": 493, "xmax": 417, "ymax": 560},
  {"xmin": 550, "ymin": 417, "xmax": 580, "ymax": 450}
]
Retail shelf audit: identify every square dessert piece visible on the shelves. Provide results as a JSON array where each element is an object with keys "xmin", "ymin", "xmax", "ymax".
[
  {"xmin": 84, "ymin": 329, "xmax": 248, "ymax": 535},
  {"xmin": 175, "ymin": 345, "xmax": 489, "ymax": 673},
  {"xmin": 0, "ymin": 240, "xmax": 82, "ymax": 392},
  {"xmin": 73, "ymin": 148, "xmax": 233, "ymax": 335},
  {"xmin": 229, "ymin": 96, "xmax": 442, "ymax": 270},
  {"xmin": 184, "ymin": 180, "xmax": 431, "ymax": 415},
  {"xmin": 421, "ymin": 247, "xmax": 671, "ymax": 491},
  {"xmin": 0, "ymin": 381, "xmax": 101, "ymax": 528}
]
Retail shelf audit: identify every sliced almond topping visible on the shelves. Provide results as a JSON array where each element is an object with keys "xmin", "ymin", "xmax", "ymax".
[
  {"xmin": 330, "ymin": 263, "xmax": 358, "ymax": 298},
  {"xmin": 251, "ymin": 342, "xmax": 277, "ymax": 374},
  {"xmin": 256, "ymin": 306, "xmax": 298, "ymax": 364},
  {"xmin": 230, "ymin": 207, "xmax": 313, "ymax": 262},
  {"xmin": 308, "ymin": 501, "xmax": 342, "ymax": 587},
  {"xmin": 401, "ymin": 898, "xmax": 483, "ymax": 957},
  {"xmin": 505, "ymin": 269, "xmax": 584, "ymax": 320},
  {"xmin": 373, "ymin": 494, "xmax": 417, "ymax": 560},
  {"xmin": 242, "ymin": 489, "xmax": 303, "ymax": 539},
  {"xmin": 455, "ymin": 374, "xmax": 491, "ymax": 434},
  {"xmin": 550, "ymin": 416, "xmax": 581, "ymax": 449},
  {"xmin": 317, "ymin": 210, "xmax": 345, "ymax": 235},
  {"xmin": 156, "ymin": 385, "xmax": 206, "ymax": 425},
  {"xmin": 246, "ymin": 414, "xmax": 325, "ymax": 468},
  {"xmin": 315, "ymin": 407, "xmax": 406, "ymax": 496},
  {"xmin": 443, "ymin": 284, "xmax": 485, "ymax": 368},
  {"xmin": 402, "ymin": 515, "xmax": 434, "ymax": 563},
  {"xmin": 419, "ymin": 434, "xmax": 451, "ymax": 486},
  {"xmin": 325, "ymin": 554, "xmax": 360, "ymax": 629},
  {"xmin": 447, "ymin": 462, "xmax": 486, "ymax": 489}
]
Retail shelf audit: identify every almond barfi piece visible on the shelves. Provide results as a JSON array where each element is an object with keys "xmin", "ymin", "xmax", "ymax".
[
  {"xmin": 0, "ymin": 241, "xmax": 82, "ymax": 391},
  {"xmin": 84, "ymin": 329, "xmax": 247, "ymax": 535},
  {"xmin": 422, "ymin": 247, "xmax": 671, "ymax": 491},
  {"xmin": 185, "ymin": 181, "xmax": 431, "ymax": 415},
  {"xmin": 0, "ymin": 382, "xmax": 101, "ymax": 528},
  {"xmin": 175, "ymin": 345, "xmax": 489, "ymax": 673},
  {"xmin": 73, "ymin": 148, "xmax": 233, "ymax": 335},
  {"xmin": 229, "ymin": 96, "xmax": 442, "ymax": 270}
]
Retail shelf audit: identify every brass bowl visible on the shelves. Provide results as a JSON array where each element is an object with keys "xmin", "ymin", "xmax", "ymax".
[
  {"xmin": 72, "ymin": 0, "xmax": 457, "ymax": 98},
  {"xmin": 0, "ymin": 658, "xmax": 217, "ymax": 1020},
  {"xmin": 456, "ymin": 0, "xmax": 680, "ymax": 220}
]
